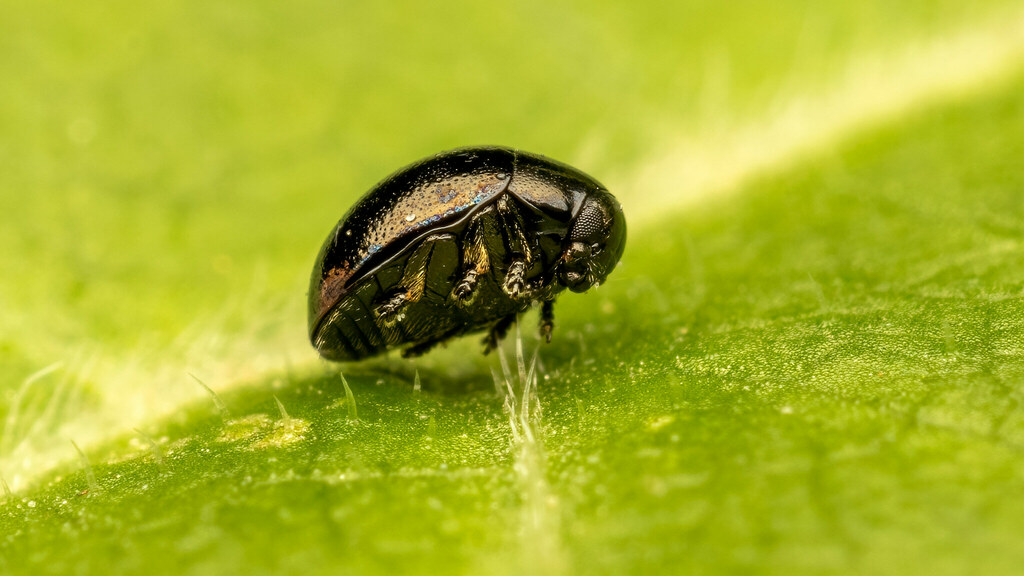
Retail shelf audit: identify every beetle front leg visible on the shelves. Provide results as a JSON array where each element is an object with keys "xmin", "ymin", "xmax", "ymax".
[
  {"xmin": 451, "ymin": 213, "xmax": 491, "ymax": 305},
  {"xmin": 539, "ymin": 299, "xmax": 555, "ymax": 343},
  {"xmin": 374, "ymin": 234, "xmax": 450, "ymax": 324},
  {"xmin": 496, "ymin": 196, "xmax": 534, "ymax": 299}
]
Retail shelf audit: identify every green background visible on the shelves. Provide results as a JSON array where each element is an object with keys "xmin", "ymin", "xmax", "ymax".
[{"xmin": 3, "ymin": 1, "xmax": 1024, "ymax": 574}]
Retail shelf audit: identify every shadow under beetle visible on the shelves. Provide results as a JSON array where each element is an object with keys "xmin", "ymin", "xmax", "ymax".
[{"xmin": 308, "ymin": 146, "xmax": 626, "ymax": 361}]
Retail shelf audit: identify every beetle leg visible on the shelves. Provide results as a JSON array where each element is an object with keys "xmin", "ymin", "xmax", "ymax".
[
  {"xmin": 503, "ymin": 260, "xmax": 528, "ymax": 298},
  {"xmin": 451, "ymin": 214, "xmax": 491, "ymax": 305},
  {"xmin": 539, "ymin": 299, "xmax": 555, "ymax": 343},
  {"xmin": 374, "ymin": 292, "xmax": 408, "ymax": 323},
  {"xmin": 496, "ymin": 196, "xmax": 533, "ymax": 299},
  {"xmin": 482, "ymin": 313, "xmax": 518, "ymax": 354},
  {"xmin": 402, "ymin": 325, "xmax": 464, "ymax": 358},
  {"xmin": 374, "ymin": 234, "xmax": 449, "ymax": 324}
]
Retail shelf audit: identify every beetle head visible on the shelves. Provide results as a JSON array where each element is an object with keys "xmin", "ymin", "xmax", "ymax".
[{"xmin": 557, "ymin": 190, "xmax": 626, "ymax": 293}]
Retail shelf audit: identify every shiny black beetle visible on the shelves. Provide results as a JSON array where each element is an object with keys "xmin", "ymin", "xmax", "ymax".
[{"xmin": 308, "ymin": 146, "xmax": 626, "ymax": 361}]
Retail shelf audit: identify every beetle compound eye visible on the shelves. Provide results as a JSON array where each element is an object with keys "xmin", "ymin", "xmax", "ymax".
[{"xmin": 571, "ymin": 200, "xmax": 608, "ymax": 244}]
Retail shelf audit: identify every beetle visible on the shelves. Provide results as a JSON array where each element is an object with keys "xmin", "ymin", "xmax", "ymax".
[{"xmin": 308, "ymin": 146, "xmax": 626, "ymax": 361}]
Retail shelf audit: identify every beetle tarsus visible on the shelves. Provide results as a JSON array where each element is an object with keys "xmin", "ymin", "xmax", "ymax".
[
  {"xmin": 540, "ymin": 300, "xmax": 555, "ymax": 343},
  {"xmin": 374, "ymin": 291, "xmax": 409, "ymax": 324},
  {"xmin": 483, "ymin": 314, "xmax": 517, "ymax": 354},
  {"xmin": 452, "ymin": 269, "xmax": 480, "ymax": 304},
  {"xmin": 502, "ymin": 260, "xmax": 527, "ymax": 298}
]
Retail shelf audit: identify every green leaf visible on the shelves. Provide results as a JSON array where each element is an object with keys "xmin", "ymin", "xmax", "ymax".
[{"xmin": 3, "ymin": 2, "xmax": 1024, "ymax": 575}]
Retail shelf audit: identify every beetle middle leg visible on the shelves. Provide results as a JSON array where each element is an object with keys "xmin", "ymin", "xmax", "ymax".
[
  {"xmin": 451, "ymin": 213, "xmax": 491, "ymax": 305},
  {"xmin": 496, "ymin": 196, "xmax": 534, "ymax": 298},
  {"xmin": 374, "ymin": 233, "xmax": 452, "ymax": 324}
]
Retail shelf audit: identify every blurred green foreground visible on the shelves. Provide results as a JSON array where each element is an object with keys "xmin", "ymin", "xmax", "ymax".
[{"xmin": 3, "ymin": 1, "xmax": 1024, "ymax": 575}]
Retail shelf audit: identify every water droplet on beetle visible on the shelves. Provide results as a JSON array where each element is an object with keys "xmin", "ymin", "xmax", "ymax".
[
  {"xmin": 496, "ymin": 173, "xmax": 507, "ymax": 180},
  {"xmin": 405, "ymin": 214, "xmax": 416, "ymax": 222}
]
